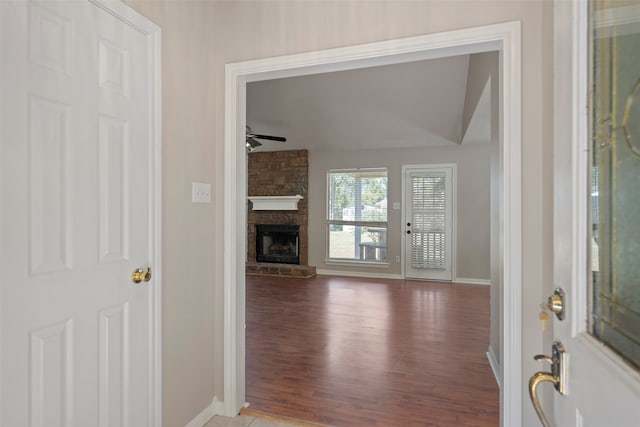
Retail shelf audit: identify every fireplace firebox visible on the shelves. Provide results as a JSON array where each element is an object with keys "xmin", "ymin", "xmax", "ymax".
[{"xmin": 255, "ymin": 224, "xmax": 300, "ymax": 265}]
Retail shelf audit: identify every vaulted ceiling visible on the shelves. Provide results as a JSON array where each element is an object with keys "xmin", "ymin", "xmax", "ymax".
[{"xmin": 246, "ymin": 53, "xmax": 493, "ymax": 152}]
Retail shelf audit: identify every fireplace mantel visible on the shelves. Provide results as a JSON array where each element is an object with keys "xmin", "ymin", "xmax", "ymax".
[{"xmin": 248, "ymin": 195, "xmax": 303, "ymax": 211}]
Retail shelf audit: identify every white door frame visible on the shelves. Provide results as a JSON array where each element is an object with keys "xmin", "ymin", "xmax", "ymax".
[
  {"xmin": 0, "ymin": 1, "xmax": 163, "ymax": 424},
  {"xmin": 401, "ymin": 163, "xmax": 457, "ymax": 281},
  {"xmin": 223, "ymin": 22, "xmax": 522, "ymax": 425}
]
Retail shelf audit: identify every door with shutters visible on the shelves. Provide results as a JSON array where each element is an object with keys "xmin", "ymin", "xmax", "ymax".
[
  {"xmin": 0, "ymin": 1, "xmax": 161, "ymax": 425},
  {"xmin": 402, "ymin": 165, "xmax": 455, "ymax": 281}
]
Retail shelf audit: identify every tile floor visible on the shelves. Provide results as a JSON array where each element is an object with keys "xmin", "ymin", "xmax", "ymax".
[{"xmin": 203, "ymin": 414, "xmax": 298, "ymax": 427}]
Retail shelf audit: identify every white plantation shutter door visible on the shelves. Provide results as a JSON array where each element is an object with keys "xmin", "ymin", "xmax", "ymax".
[
  {"xmin": 404, "ymin": 166, "xmax": 453, "ymax": 280},
  {"xmin": 411, "ymin": 173, "xmax": 447, "ymax": 269}
]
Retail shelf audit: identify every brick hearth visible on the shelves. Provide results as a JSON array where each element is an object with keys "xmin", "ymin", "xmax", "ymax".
[{"xmin": 245, "ymin": 262, "xmax": 316, "ymax": 278}]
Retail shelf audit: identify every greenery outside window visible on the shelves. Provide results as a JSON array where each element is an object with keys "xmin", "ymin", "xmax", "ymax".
[{"xmin": 327, "ymin": 169, "xmax": 388, "ymax": 263}]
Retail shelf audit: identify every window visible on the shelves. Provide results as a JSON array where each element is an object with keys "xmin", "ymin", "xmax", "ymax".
[
  {"xmin": 327, "ymin": 169, "xmax": 388, "ymax": 263},
  {"xmin": 589, "ymin": 3, "xmax": 640, "ymax": 368}
]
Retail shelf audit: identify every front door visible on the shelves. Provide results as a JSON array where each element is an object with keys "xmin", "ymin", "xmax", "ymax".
[
  {"xmin": 403, "ymin": 164, "xmax": 455, "ymax": 281},
  {"xmin": 0, "ymin": 1, "xmax": 160, "ymax": 425},
  {"xmin": 548, "ymin": 1, "xmax": 640, "ymax": 425}
]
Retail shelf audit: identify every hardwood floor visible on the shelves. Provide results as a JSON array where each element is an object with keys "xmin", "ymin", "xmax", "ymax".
[{"xmin": 246, "ymin": 275, "xmax": 499, "ymax": 427}]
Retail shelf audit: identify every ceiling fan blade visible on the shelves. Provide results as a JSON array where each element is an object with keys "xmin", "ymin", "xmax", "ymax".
[{"xmin": 249, "ymin": 133, "xmax": 286, "ymax": 142}]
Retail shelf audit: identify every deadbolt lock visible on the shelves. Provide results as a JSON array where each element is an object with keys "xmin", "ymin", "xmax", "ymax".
[{"xmin": 547, "ymin": 288, "xmax": 565, "ymax": 321}]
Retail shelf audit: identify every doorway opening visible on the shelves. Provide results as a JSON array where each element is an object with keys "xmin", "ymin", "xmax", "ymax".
[{"xmin": 224, "ymin": 22, "xmax": 522, "ymax": 425}]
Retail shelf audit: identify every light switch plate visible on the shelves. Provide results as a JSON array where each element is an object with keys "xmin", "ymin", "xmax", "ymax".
[
  {"xmin": 392, "ymin": 202, "xmax": 400, "ymax": 210},
  {"xmin": 192, "ymin": 182, "xmax": 211, "ymax": 203}
]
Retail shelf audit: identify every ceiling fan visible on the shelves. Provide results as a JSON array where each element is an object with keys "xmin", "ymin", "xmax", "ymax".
[{"xmin": 246, "ymin": 125, "xmax": 286, "ymax": 152}]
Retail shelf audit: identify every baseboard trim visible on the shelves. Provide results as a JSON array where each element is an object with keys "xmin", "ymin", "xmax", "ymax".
[
  {"xmin": 486, "ymin": 346, "xmax": 501, "ymax": 387},
  {"xmin": 185, "ymin": 396, "xmax": 224, "ymax": 427},
  {"xmin": 316, "ymin": 269, "xmax": 403, "ymax": 280},
  {"xmin": 315, "ymin": 271, "xmax": 490, "ymax": 283},
  {"xmin": 213, "ymin": 398, "xmax": 225, "ymax": 416},
  {"xmin": 455, "ymin": 277, "xmax": 491, "ymax": 285}
]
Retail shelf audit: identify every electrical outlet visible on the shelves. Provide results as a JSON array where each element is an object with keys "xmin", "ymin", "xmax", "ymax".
[
  {"xmin": 392, "ymin": 202, "xmax": 400, "ymax": 210},
  {"xmin": 396, "ymin": 256, "xmax": 400, "ymax": 263},
  {"xmin": 192, "ymin": 182, "xmax": 211, "ymax": 203}
]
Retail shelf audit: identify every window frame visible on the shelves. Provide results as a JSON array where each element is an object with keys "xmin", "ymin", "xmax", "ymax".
[{"xmin": 325, "ymin": 168, "xmax": 389, "ymax": 265}]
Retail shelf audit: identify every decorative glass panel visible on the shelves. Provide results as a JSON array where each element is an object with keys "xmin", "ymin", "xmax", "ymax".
[{"xmin": 590, "ymin": 0, "xmax": 640, "ymax": 369}]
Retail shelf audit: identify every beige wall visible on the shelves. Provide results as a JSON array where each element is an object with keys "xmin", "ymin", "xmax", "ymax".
[
  {"xmin": 463, "ymin": 52, "xmax": 499, "ymax": 139},
  {"xmin": 308, "ymin": 145, "xmax": 491, "ymax": 280},
  {"xmin": 464, "ymin": 52, "xmax": 502, "ymax": 364},
  {"xmin": 122, "ymin": 1, "xmax": 553, "ymax": 426}
]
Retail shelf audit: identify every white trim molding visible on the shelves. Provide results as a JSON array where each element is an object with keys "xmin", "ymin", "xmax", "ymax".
[
  {"xmin": 323, "ymin": 259, "xmax": 390, "ymax": 269},
  {"xmin": 316, "ymin": 269, "xmax": 402, "ymax": 280},
  {"xmin": 224, "ymin": 21, "xmax": 522, "ymax": 425},
  {"xmin": 455, "ymin": 278, "xmax": 491, "ymax": 286},
  {"xmin": 487, "ymin": 345, "xmax": 502, "ymax": 387},
  {"xmin": 185, "ymin": 396, "xmax": 225, "ymax": 427},
  {"xmin": 248, "ymin": 195, "xmax": 303, "ymax": 211}
]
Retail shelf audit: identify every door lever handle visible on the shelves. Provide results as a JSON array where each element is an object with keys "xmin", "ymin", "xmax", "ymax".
[
  {"xmin": 533, "ymin": 354, "xmax": 553, "ymax": 364},
  {"xmin": 529, "ymin": 372, "xmax": 557, "ymax": 427},
  {"xmin": 529, "ymin": 341, "xmax": 567, "ymax": 427}
]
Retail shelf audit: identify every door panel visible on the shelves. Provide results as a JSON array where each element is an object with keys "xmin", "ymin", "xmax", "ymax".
[
  {"xmin": 403, "ymin": 165, "xmax": 454, "ymax": 281},
  {"xmin": 1, "ymin": 1, "xmax": 157, "ymax": 425},
  {"xmin": 551, "ymin": 1, "xmax": 640, "ymax": 426}
]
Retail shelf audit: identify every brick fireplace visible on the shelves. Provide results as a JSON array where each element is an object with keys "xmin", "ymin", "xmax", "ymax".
[{"xmin": 247, "ymin": 149, "xmax": 315, "ymax": 277}]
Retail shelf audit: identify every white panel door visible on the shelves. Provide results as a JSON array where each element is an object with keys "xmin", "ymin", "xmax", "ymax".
[
  {"xmin": 1, "ymin": 1, "xmax": 159, "ymax": 426},
  {"xmin": 403, "ymin": 165, "xmax": 454, "ymax": 281},
  {"xmin": 546, "ymin": 2, "xmax": 640, "ymax": 427}
]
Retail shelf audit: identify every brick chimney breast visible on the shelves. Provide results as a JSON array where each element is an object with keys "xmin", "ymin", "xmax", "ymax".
[{"xmin": 247, "ymin": 150, "xmax": 309, "ymax": 266}]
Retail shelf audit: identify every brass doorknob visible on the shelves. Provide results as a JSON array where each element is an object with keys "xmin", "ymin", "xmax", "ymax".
[{"xmin": 132, "ymin": 267, "xmax": 152, "ymax": 284}]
